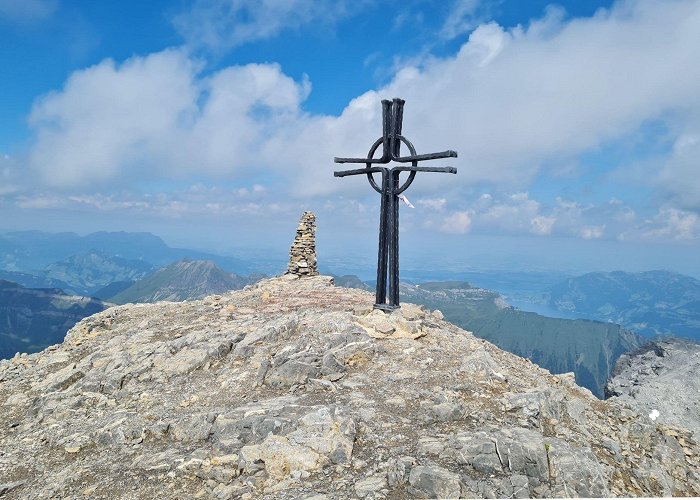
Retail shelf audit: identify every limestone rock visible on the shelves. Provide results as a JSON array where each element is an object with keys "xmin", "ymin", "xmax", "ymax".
[
  {"xmin": 240, "ymin": 435, "xmax": 324, "ymax": 479},
  {"xmin": 354, "ymin": 473, "xmax": 388, "ymax": 498},
  {"xmin": 408, "ymin": 465, "xmax": 461, "ymax": 499},
  {"xmin": 0, "ymin": 275, "xmax": 698, "ymax": 498},
  {"xmin": 605, "ymin": 337, "xmax": 700, "ymax": 439}
]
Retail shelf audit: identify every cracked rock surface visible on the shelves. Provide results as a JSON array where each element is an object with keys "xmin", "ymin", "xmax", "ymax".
[
  {"xmin": 605, "ymin": 337, "xmax": 700, "ymax": 440},
  {"xmin": 1, "ymin": 275, "xmax": 699, "ymax": 498}
]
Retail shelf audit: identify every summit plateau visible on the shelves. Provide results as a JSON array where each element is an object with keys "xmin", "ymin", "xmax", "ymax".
[{"xmin": 0, "ymin": 275, "xmax": 698, "ymax": 498}]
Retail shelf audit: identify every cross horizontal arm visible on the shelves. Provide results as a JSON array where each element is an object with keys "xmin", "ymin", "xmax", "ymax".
[
  {"xmin": 393, "ymin": 150, "xmax": 458, "ymax": 163},
  {"xmin": 336, "ymin": 150, "xmax": 458, "ymax": 165},
  {"xmin": 334, "ymin": 167, "xmax": 387, "ymax": 177},
  {"xmin": 334, "ymin": 157, "xmax": 389, "ymax": 164},
  {"xmin": 391, "ymin": 166, "xmax": 457, "ymax": 174}
]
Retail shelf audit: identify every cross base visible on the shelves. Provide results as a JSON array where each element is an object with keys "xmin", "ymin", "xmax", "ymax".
[{"xmin": 373, "ymin": 303, "xmax": 400, "ymax": 312}]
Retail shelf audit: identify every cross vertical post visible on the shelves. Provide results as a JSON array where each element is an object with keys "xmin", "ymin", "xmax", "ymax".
[
  {"xmin": 334, "ymin": 98, "xmax": 458, "ymax": 311},
  {"xmin": 375, "ymin": 170, "xmax": 389, "ymax": 305}
]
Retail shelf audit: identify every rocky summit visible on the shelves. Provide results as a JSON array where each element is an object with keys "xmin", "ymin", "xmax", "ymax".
[
  {"xmin": 605, "ymin": 337, "xmax": 700, "ymax": 440},
  {"xmin": 1, "ymin": 275, "xmax": 698, "ymax": 499}
]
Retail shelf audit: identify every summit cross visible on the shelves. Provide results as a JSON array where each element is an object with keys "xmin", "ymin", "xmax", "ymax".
[{"xmin": 334, "ymin": 98, "xmax": 458, "ymax": 311}]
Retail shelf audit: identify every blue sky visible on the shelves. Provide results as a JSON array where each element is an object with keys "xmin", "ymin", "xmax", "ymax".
[{"xmin": 1, "ymin": 0, "xmax": 699, "ymax": 276}]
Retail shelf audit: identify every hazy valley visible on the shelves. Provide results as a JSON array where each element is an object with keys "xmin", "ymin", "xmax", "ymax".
[{"xmin": 1, "ymin": 230, "xmax": 699, "ymax": 401}]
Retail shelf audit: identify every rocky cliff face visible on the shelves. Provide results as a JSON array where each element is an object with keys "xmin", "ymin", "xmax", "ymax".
[
  {"xmin": 0, "ymin": 276, "xmax": 698, "ymax": 498},
  {"xmin": 605, "ymin": 337, "xmax": 700, "ymax": 439}
]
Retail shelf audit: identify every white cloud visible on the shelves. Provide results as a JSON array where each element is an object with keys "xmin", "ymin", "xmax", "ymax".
[
  {"xmin": 531, "ymin": 216, "xmax": 556, "ymax": 236},
  {"xmin": 609, "ymin": 198, "xmax": 636, "ymax": 222},
  {"xmin": 478, "ymin": 192, "xmax": 544, "ymax": 234},
  {"xmin": 433, "ymin": 192, "xmax": 645, "ymax": 241},
  {"xmin": 417, "ymin": 198, "xmax": 447, "ymax": 211},
  {"xmin": 641, "ymin": 207, "xmax": 699, "ymax": 241},
  {"xmin": 0, "ymin": 154, "xmax": 20, "ymax": 198},
  {"xmin": 457, "ymin": 22, "xmax": 508, "ymax": 67},
  {"xmin": 441, "ymin": 211, "xmax": 472, "ymax": 234},
  {"xmin": 16, "ymin": 195, "xmax": 65, "ymax": 209},
  {"xmin": 14, "ymin": 186, "xmax": 287, "ymax": 219},
  {"xmin": 579, "ymin": 225, "xmax": 606, "ymax": 239},
  {"xmin": 616, "ymin": 206, "xmax": 699, "ymax": 241},
  {"xmin": 440, "ymin": 0, "xmax": 483, "ymax": 40},
  {"xmin": 28, "ymin": 50, "xmax": 309, "ymax": 188},
  {"xmin": 172, "ymin": 0, "xmax": 365, "ymax": 51},
  {"xmin": 388, "ymin": 0, "xmax": 700, "ymax": 192},
  {"xmin": 0, "ymin": 185, "xmax": 18, "ymax": 196},
  {"xmin": 658, "ymin": 133, "xmax": 700, "ymax": 210},
  {"xmin": 20, "ymin": 0, "xmax": 700, "ymax": 219}
]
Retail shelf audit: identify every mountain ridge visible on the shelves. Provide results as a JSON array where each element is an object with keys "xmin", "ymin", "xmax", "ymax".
[
  {"xmin": 0, "ymin": 230, "xmax": 259, "ymax": 275},
  {"xmin": 548, "ymin": 270, "xmax": 700, "ymax": 341},
  {"xmin": 0, "ymin": 275, "xmax": 697, "ymax": 498},
  {"xmin": 0, "ymin": 279, "xmax": 109, "ymax": 359},
  {"xmin": 42, "ymin": 251, "xmax": 155, "ymax": 296},
  {"xmin": 108, "ymin": 259, "xmax": 259, "ymax": 304}
]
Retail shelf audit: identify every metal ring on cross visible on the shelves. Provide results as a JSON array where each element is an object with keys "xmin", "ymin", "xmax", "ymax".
[{"xmin": 365, "ymin": 136, "xmax": 418, "ymax": 194}]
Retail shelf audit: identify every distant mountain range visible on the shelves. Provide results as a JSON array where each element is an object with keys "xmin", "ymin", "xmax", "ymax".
[
  {"xmin": 397, "ymin": 281, "xmax": 642, "ymax": 398},
  {"xmin": 548, "ymin": 270, "xmax": 700, "ymax": 341},
  {"xmin": 109, "ymin": 259, "xmax": 260, "ymax": 304},
  {"xmin": 0, "ymin": 230, "xmax": 260, "ymax": 275},
  {"xmin": 0, "ymin": 280, "xmax": 109, "ymax": 359},
  {"xmin": 0, "ymin": 231, "xmax": 270, "ymax": 359},
  {"xmin": 0, "ymin": 258, "xmax": 263, "ymax": 359},
  {"xmin": 0, "ymin": 251, "xmax": 155, "ymax": 296},
  {"xmin": 332, "ymin": 275, "xmax": 373, "ymax": 291}
]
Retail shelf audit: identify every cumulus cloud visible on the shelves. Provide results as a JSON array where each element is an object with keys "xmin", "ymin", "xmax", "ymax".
[
  {"xmin": 420, "ymin": 192, "xmax": 645, "ymax": 241},
  {"xmin": 609, "ymin": 198, "xmax": 636, "ymax": 222},
  {"xmin": 417, "ymin": 198, "xmax": 447, "ymax": 211},
  {"xmin": 658, "ymin": 133, "xmax": 700, "ymax": 210},
  {"xmin": 441, "ymin": 211, "xmax": 472, "ymax": 234},
  {"xmin": 172, "ymin": 0, "xmax": 365, "ymax": 51},
  {"xmin": 24, "ymin": 0, "xmax": 700, "ymax": 202},
  {"xmin": 640, "ymin": 208, "xmax": 699, "ymax": 241},
  {"xmin": 28, "ymin": 49, "xmax": 310, "ymax": 188},
  {"xmin": 531, "ymin": 216, "xmax": 556, "ymax": 236},
  {"xmin": 17, "ymin": 0, "xmax": 700, "ymax": 247},
  {"xmin": 14, "ymin": 182, "xmax": 279, "ymax": 219},
  {"xmin": 579, "ymin": 225, "xmax": 606, "ymax": 240},
  {"xmin": 477, "ymin": 192, "xmax": 546, "ymax": 235},
  {"xmin": 440, "ymin": 0, "xmax": 484, "ymax": 40}
]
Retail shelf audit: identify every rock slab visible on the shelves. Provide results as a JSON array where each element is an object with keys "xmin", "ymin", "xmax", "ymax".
[{"xmin": 0, "ymin": 276, "xmax": 698, "ymax": 498}]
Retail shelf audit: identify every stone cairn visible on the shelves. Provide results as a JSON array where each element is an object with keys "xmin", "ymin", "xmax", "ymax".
[{"xmin": 287, "ymin": 211, "xmax": 318, "ymax": 277}]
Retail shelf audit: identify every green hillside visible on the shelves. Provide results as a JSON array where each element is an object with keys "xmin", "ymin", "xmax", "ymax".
[{"xmin": 0, "ymin": 280, "xmax": 109, "ymax": 359}]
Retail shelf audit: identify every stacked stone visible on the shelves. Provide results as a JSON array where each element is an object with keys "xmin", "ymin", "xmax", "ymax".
[{"xmin": 287, "ymin": 211, "xmax": 318, "ymax": 277}]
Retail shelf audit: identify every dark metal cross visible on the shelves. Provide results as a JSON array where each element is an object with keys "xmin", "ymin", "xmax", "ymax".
[{"xmin": 334, "ymin": 98, "xmax": 457, "ymax": 311}]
